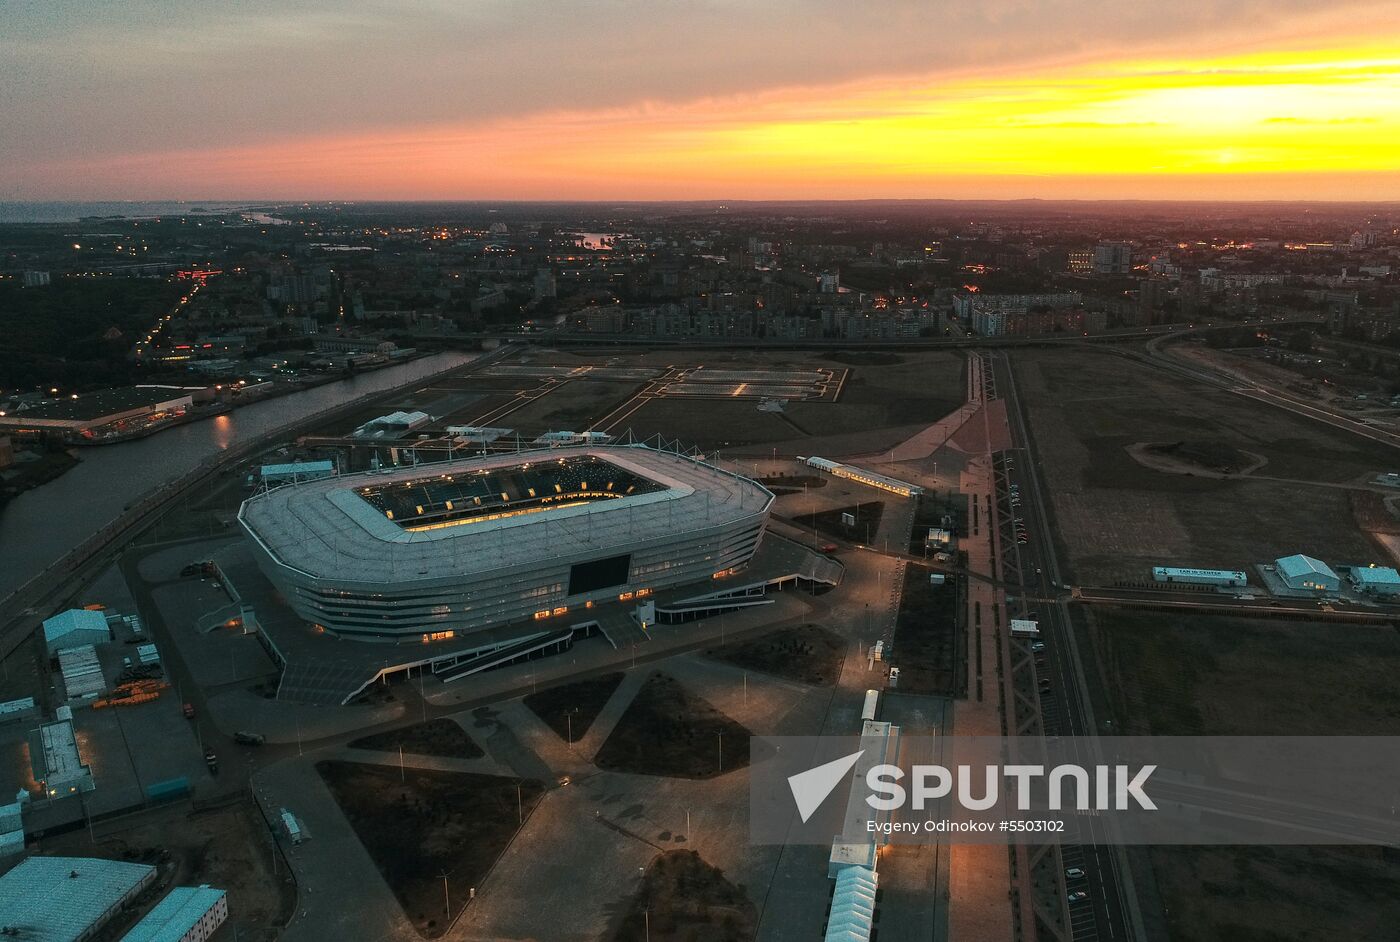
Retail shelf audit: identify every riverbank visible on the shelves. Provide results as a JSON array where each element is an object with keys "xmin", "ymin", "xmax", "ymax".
[
  {"xmin": 0, "ymin": 445, "xmax": 81, "ymax": 515},
  {"xmin": 59, "ymin": 354, "xmax": 434, "ymax": 447},
  {"xmin": 0, "ymin": 349, "xmax": 491, "ymax": 603}
]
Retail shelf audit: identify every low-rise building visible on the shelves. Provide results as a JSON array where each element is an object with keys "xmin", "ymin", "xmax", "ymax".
[
  {"xmin": 1349, "ymin": 564, "xmax": 1400, "ymax": 597},
  {"xmin": 121, "ymin": 885, "xmax": 228, "ymax": 942},
  {"xmin": 43, "ymin": 609, "xmax": 111, "ymax": 657},
  {"xmin": 0, "ymin": 388, "xmax": 193, "ymax": 439},
  {"xmin": 0, "ymin": 855, "xmax": 156, "ymax": 942},
  {"xmin": 1275, "ymin": 554, "xmax": 1340, "ymax": 593},
  {"xmin": 30, "ymin": 705, "xmax": 95, "ymax": 797}
]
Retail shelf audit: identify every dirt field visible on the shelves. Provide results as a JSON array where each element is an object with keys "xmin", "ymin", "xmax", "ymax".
[
  {"xmin": 317, "ymin": 761, "xmax": 544, "ymax": 938},
  {"xmin": 545, "ymin": 346, "xmax": 967, "ymax": 450},
  {"xmin": 594, "ymin": 673, "xmax": 751, "ymax": 779},
  {"xmin": 704, "ymin": 624, "xmax": 847, "ymax": 686},
  {"xmin": 790, "ymin": 501, "xmax": 885, "ymax": 543},
  {"xmin": 40, "ymin": 797, "xmax": 294, "ymax": 941},
  {"xmin": 613, "ymin": 850, "xmax": 757, "ymax": 942},
  {"xmin": 1014, "ymin": 349, "xmax": 1391, "ymax": 584},
  {"xmin": 1083, "ymin": 605, "xmax": 1400, "ymax": 940},
  {"xmin": 1085, "ymin": 607, "xmax": 1400, "ymax": 737},
  {"xmin": 523, "ymin": 671, "xmax": 625, "ymax": 742},
  {"xmin": 349, "ymin": 718, "xmax": 483, "ymax": 759},
  {"xmin": 891, "ymin": 568, "xmax": 962, "ymax": 696},
  {"xmin": 497, "ymin": 379, "xmax": 641, "ymax": 434},
  {"xmin": 618, "ymin": 397, "xmax": 803, "ymax": 448}
]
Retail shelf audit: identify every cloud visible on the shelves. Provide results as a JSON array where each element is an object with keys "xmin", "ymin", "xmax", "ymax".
[{"xmin": 2, "ymin": 0, "xmax": 1396, "ymax": 164}]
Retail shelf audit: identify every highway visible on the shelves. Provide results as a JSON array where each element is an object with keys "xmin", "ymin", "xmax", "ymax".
[{"xmin": 992, "ymin": 352, "xmax": 1147, "ymax": 942}]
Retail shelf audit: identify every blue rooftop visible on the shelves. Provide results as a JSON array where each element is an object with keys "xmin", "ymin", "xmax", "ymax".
[
  {"xmin": 42, "ymin": 609, "xmax": 108, "ymax": 645},
  {"xmin": 1276, "ymin": 554, "xmax": 1337, "ymax": 580},
  {"xmin": 121, "ymin": 885, "xmax": 226, "ymax": 942},
  {"xmin": 1352, "ymin": 565, "xmax": 1400, "ymax": 586}
]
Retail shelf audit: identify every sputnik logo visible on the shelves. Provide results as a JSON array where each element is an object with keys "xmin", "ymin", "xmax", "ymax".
[{"xmin": 787, "ymin": 750, "xmax": 864, "ymax": 823}]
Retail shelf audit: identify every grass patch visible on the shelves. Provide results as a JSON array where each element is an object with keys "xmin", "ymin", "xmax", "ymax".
[
  {"xmin": 891, "ymin": 567, "xmax": 962, "ymax": 696},
  {"xmin": 705, "ymin": 624, "xmax": 846, "ymax": 686},
  {"xmin": 595, "ymin": 673, "xmax": 751, "ymax": 779},
  {"xmin": 348, "ymin": 719, "xmax": 483, "ymax": 759},
  {"xmin": 523, "ymin": 671, "xmax": 625, "ymax": 743},
  {"xmin": 613, "ymin": 850, "xmax": 757, "ymax": 942},
  {"xmin": 1151, "ymin": 845, "xmax": 1400, "ymax": 942},
  {"xmin": 317, "ymin": 761, "xmax": 543, "ymax": 938},
  {"xmin": 1086, "ymin": 608, "xmax": 1400, "ymax": 737}
]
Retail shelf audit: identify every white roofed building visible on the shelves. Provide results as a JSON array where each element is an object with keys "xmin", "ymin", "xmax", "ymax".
[{"xmin": 239, "ymin": 445, "xmax": 772, "ymax": 645}]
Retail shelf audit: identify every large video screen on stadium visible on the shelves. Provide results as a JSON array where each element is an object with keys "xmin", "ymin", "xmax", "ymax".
[{"xmin": 568, "ymin": 554, "xmax": 632, "ymax": 595}]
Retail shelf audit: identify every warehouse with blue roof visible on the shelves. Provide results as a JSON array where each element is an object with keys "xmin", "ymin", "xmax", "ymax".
[
  {"xmin": 1349, "ymin": 564, "xmax": 1400, "ymax": 597},
  {"xmin": 1275, "ymin": 554, "xmax": 1340, "ymax": 593}
]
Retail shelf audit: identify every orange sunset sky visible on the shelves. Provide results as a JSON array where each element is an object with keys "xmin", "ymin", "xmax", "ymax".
[{"xmin": 4, "ymin": 0, "xmax": 1400, "ymax": 201}]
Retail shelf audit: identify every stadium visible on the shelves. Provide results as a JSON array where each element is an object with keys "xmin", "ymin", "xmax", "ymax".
[{"xmin": 238, "ymin": 444, "xmax": 774, "ymax": 647}]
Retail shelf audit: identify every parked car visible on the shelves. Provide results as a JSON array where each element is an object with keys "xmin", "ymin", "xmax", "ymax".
[
  {"xmin": 1068, "ymin": 891, "xmax": 1089, "ymax": 903},
  {"xmin": 1066, "ymin": 867, "xmax": 1086, "ymax": 880},
  {"xmin": 182, "ymin": 702, "xmax": 196, "ymax": 719},
  {"xmin": 234, "ymin": 731, "xmax": 266, "ymax": 746}
]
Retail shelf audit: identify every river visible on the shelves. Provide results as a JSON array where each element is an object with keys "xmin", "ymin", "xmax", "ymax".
[{"xmin": 0, "ymin": 351, "xmax": 477, "ymax": 597}]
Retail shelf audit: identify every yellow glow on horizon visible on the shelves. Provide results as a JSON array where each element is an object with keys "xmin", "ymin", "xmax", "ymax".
[
  {"xmin": 32, "ymin": 39, "xmax": 1400, "ymax": 199},
  {"xmin": 627, "ymin": 44, "xmax": 1400, "ymax": 183}
]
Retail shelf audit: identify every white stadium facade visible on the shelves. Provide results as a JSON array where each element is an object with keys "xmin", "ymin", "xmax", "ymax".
[{"xmin": 238, "ymin": 444, "xmax": 774, "ymax": 645}]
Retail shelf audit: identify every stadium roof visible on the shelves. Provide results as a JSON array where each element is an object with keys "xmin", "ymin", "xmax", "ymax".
[
  {"xmin": 239, "ymin": 445, "xmax": 771, "ymax": 584},
  {"xmin": 0, "ymin": 856, "xmax": 156, "ymax": 942},
  {"xmin": 121, "ymin": 885, "xmax": 226, "ymax": 942},
  {"xmin": 1276, "ymin": 554, "xmax": 1338, "ymax": 581},
  {"xmin": 42, "ymin": 609, "xmax": 108, "ymax": 647}
]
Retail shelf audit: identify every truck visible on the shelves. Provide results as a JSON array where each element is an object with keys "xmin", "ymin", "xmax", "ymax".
[{"xmin": 204, "ymin": 749, "xmax": 219, "ymax": 775}]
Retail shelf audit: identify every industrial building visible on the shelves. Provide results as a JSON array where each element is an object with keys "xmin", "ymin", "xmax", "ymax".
[
  {"xmin": 352, "ymin": 410, "xmax": 431, "ymax": 439},
  {"xmin": 0, "ymin": 855, "xmax": 157, "ymax": 942},
  {"xmin": 43, "ymin": 609, "xmax": 111, "ymax": 657},
  {"xmin": 804, "ymin": 456, "xmax": 923, "ymax": 498},
  {"xmin": 1349, "ymin": 564, "xmax": 1400, "ymax": 596},
  {"xmin": 121, "ymin": 885, "xmax": 227, "ymax": 942},
  {"xmin": 239, "ymin": 445, "xmax": 773, "ymax": 644},
  {"xmin": 0, "ymin": 799, "xmax": 24, "ymax": 858},
  {"xmin": 1151, "ymin": 567, "xmax": 1248, "ymax": 588},
  {"xmin": 1275, "ymin": 554, "xmax": 1341, "ymax": 593},
  {"xmin": 30, "ymin": 706, "xmax": 95, "ymax": 797},
  {"xmin": 0, "ymin": 387, "xmax": 193, "ymax": 439},
  {"xmin": 58, "ymin": 644, "xmax": 105, "ymax": 701}
]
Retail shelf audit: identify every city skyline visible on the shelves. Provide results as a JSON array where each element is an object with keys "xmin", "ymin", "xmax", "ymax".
[{"xmin": 3, "ymin": 1, "xmax": 1400, "ymax": 201}]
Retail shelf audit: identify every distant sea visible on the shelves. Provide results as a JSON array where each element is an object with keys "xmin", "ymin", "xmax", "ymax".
[{"xmin": 0, "ymin": 201, "xmax": 268, "ymax": 223}]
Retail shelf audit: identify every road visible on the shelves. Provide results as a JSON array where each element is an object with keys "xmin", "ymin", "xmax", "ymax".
[{"xmin": 992, "ymin": 352, "xmax": 1146, "ymax": 942}]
